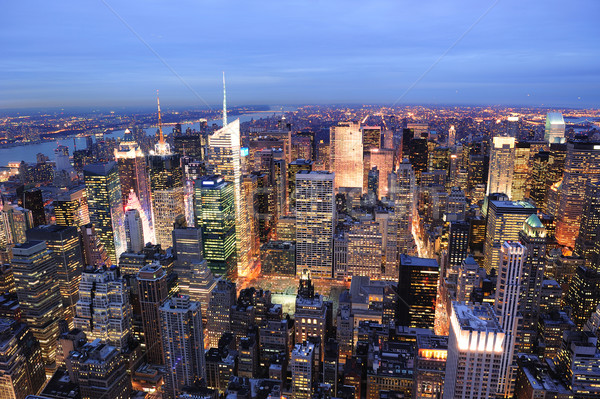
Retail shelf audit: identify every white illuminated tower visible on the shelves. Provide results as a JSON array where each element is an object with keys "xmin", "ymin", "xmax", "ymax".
[
  {"xmin": 544, "ymin": 112, "xmax": 565, "ymax": 144},
  {"xmin": 448, "ymin": 125, "xmax": 456, "ymax": 148},
  {"xmin": 114, "ymin": 130, "xmax": 155, "ymax": 243},
  {"xmin": 207, "ymin": 74, "xmax": 252, "ymax": 278},
  {"xmin": 495, "ymin": 241, "xmax": 526, "ymax": 398},
  {"xmin": 443, "ymin": 302, "xmax": 505, "ymax": 399},
  {"xmin": 124, "ymin": 208, "xmax": 144, "ymax": 253},
  {"xmin": 124, "ymin": 190, "xmax": 152, "ymax": 250},
  {"xmin": 487, "ymin": 136, "xmax": 516, "ymax": 198},
  {"xmin": 330, "ymin": 121, "xmax": 363, "ymax": 191}
]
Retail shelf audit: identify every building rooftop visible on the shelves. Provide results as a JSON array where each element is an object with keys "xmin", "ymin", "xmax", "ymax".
[
  {"xmin": 400, "ymin": 255, "xmax": 439, "ymax": 269},
  {"xmin": 452, "ymin": 302, "xmax": 502, "ymax": 332}
]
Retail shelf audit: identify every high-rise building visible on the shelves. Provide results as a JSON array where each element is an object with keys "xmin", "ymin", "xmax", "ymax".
[
  {"xmin": 494, "ymin": 241, "xmax": 526, "ymax": 398},
  {"xmin": 66, "ymin": 339, "xmax": 131, "ymax": 399},
  {"xmin": 291, "ymin": 341, "xmax": 315, "ymax": 399},
  {"xmin": 555, "ymin": 141, "xmax": 600, "ymax": 247},
  {"xmin": 194, "ymin": 176, "xmax": 236, "ymax": 277},
  {"xmin": 159, "ymin": 295, "xmax": 206, "ymax": 399},
  {"xmin": 124, "ymin": 208, "xmax": 145, "ymax": 253},
  {"xmin": 294, "ymin": 270, "xmax": 329, "ymax": 354},
  {"xmin": 114, "ymin": 130, "xmax": 154, "ymax": 240},
  {"xmin": 448, "ymin": 125, "xmax": 456, "ymax": 147},
  {"xmin": 447, "ymin": 221, "xmax": 470, "ymax": 270},
  {"xmin": 565, "ymin": 266, "xmax": 600, "ymax": 329},
  {"xmin": 84, "ymin": 162, "xmax": 126, "ymax": 265},
  {"xmin": 409, "ymin": 138, "xmax": 429, "ymax": 184},
  {"xmin": 26, "ymin": 225, "xmax": 83, "ymax": 323},
  {"xmin": 415, "ymin": 334, "xmax": 448, "ymax": 399},
  {"xmin": 361, "ymin": 125, "xmax": 381, "ymax": 150},
  {"xmin": 0, "ymin": 318, "xmax": 46, "ymax": 399},
  {"xmin": 518, "ymin": 215, "xmax": 547, "ymax": 333},
  {"xmin": 443, "ymin": 302, "xmax": 505, "ymax": 399},
  {"xmin": 136, "ymin": 263, "xmax": 168, "ymax": 364},
  {"xmin": 456, "ymin": 255, "xmax": 482, "ymax": 302},
  {"xmin": 487, "ymin": 136, "xmax": 516, "ymax": 198},
  {"xmin": 528, "ymin": 151, "xmax": 550, "ymax": 209},
  {"xmin": 80, "ymin": 223, "xmax": 109, "ymax": 267},
  {"xmin": 330, "ymin": 121, "xmax": 363, "ymax": 191},
  {"xmin": 74, "ymin": 266, "xmax": 132, "ymax": 351},
  {"xmin": 386, "ymin": 160, "xmax": 417, "ymax": 277},
  {"xmin": 208, "ymin": 113, "xmax": 252, "ymax": 277},
  {"xmin": 510, "ymin": 142, "xmax": 531, "ymax": 201},
  {"xmin": 483, "ymin": 199, "xmax": 536, "ymax": 272},
  {"xmin": 295, "ymin": 171, "xmax": 335, "ymax": 278},
  {"xmin": 172, "ymin": 221, "xmax": 217, "ymax": 316},
  {"xmin": 148, "ymin": 152, "xmax": 184, "ymax": 249},
  {"xmin": 544, "ymin": 112, "xmax": 565, "ymax": 144},
  {"xmin": 506, "ymin": 116, "xmax": 519, "ymax": 138},
  {"xmin": 17, "ymin": 187, "xmax": 45, "ymax": 226},
  {"xmin": 346, "ymin": 220, "xmax": 382, "ymax": 279},
  {"xmin": 11, "ymin": 241, "xmax": 63, "ymax": 373},
  {"xmin": 287, "ymin": 159, "xmax": 313, "ymax": 214},
  {"xmin": 398, "ymin": 255, "xmax": 439, "ymax": 329},
  {"xmin": 54, "ymin": 186, "xmax": 90, "ymax": 227},
  {"xmin": 364, "ymin": 148, "xmax": 395, "ymax": 199},
  {"xmin": 206, "ymin": 279, "xmax": 236, "ymax": 348},
  {"xmin": 574, "ymin": 181, "xmax": 600, "ymax": 264}
]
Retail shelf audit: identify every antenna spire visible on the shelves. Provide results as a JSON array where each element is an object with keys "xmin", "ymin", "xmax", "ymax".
[
  {"xmin": 157, "ymin": 90, "xmax": 164, "ymax": 144},
  {"xmin": 222, "ymin": 71, "xmax": 227, "ymax": 127}
]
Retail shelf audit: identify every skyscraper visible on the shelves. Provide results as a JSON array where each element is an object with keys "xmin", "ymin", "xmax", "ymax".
[
  {"xmin": 137, "ymin": 263, "xmax": 168, "ymax": 364},
  {"xmin": 291, "ymin": 341, "xmax": 316, "ymax": 399},
  {"xmin": 575, "ymin": 181, "xmax": 600, "ymax": 265},
  {"xmin": 26, "ymin": 225, "xmax": 83, "ymax": 323},
  {"xmin": 124, "ymin": 208, "xmax": 145, "ymax": 253},
  {"xmin": 295, "ymin": 171, "xmax": 335, "ymax": 278},
  {"xmin": 114, "ymin": 130, "xmax": 154, "ymax": 241},
  {"xmin": 194, "ymin": 176, "xmax": 237, "ymax": 277},
  {"xmin": 483, "ymin": 199, "xmax": 536, "ymax": 272},
  {"xmin": 54, "ymin": 186, "xmax": 90, "ymax": 227},
  {"xmin": 287, "ymin": 159, "xmax": 313, "ymax": 214},
  {"xmin": 330, "ymin": 121, "xmax": 363, "ymax": 191},
  {"xmin": 66, "ymin": 339, "xmax": 131, "ymax": 399},
  {"xmin": 510, "ymin": 142, "xmax": 531, "ymax": 201},
  {"xmin": 495, "ymin": 241, "xmax": 526, "ymax": 398},
  {"xmin": 487, "ymin": 136, "xmax": 516, "ymax": 198},
  {"xmin": 11, "ymin": 241, "xmax": 63, "ymax": 373},
  {"xmin": 84, "ymin": 161, "xmax": 126, "ymax": 265},
  {"xmin": 206, "ymin": 279, "xmax": 236, "ymax": 348},
  {"xmin": 0, "ymin": 318, "xmax": 46, "ymax": 398},
  {"xmin": 148, "ymin": 94, "xmax": 184, "ymax": 248},
  {"xmin": 443, "ymin": 302, "xmax": 504, "ymax": 399},
  {"xmin": 159, "ymin": 295, "xmax": 206, "ymax": 399},
  {"xmin": 74, "ymin": 266, "xmax": 132, "ymax": 351},
  {"xmin": 555, "ymin": 141, "xmax": 600, "ymax": 247},
  {"xmin": 544, "ymin": 112, "xmax": 565, "ymax": 144},
  {"xmin": 398, "ymin": 255, "xmax": 439, "ymax": 329},
  {"xmin": 208, "ymin": 81, "xmax": 251, "ymax": 277},
  {"xmin": 518, "ymin": 215, "xmax": 548, "ymax": 333},
  {"xmin": 294, "ymin": 271, "xmax": 328, "ymax": 351}
]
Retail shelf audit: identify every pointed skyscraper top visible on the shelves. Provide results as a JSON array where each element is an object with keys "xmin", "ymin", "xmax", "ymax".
[
  {"xmin": 222, "ymin": 71, "xmax": 227, "ymax": 127},
  {"xmin": 157, "ymin": 90, "xmax": 164, "ymax": 145}
]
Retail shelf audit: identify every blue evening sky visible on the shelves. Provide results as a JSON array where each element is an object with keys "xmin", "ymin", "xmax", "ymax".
[{"xmin": 1, "ymin": 0, "xmax": 599, "ymax": 109}]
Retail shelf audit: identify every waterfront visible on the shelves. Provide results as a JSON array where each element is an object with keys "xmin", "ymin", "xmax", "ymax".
[{"xmin": 0, "ymin": 107, "xmax": 289, "ymax": 164}]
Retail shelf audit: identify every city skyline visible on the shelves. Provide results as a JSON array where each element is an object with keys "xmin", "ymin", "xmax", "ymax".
[{"xmin": 2, "ymin": 0, "xmax": 599, "ymax": 109}]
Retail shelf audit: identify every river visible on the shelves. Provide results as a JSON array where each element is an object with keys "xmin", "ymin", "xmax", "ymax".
[{"xmin": 0, "ymin": 106, "xmax": 292, "ymax": 165}]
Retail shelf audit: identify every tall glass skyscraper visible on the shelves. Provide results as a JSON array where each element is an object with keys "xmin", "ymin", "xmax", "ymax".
[
  {"xmin": 194, "ymin": 176, "xmax": 237, "ymax": 277},
  {"xmin": 544, "ymin": 112, "xmax": 566, "ymax": 144},
  {"xmin": 84, "ymin": 162, "xmax": 126, "ymax": 265}
]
